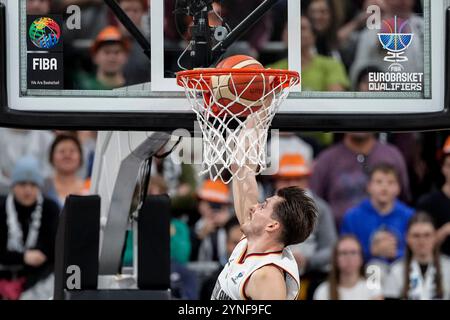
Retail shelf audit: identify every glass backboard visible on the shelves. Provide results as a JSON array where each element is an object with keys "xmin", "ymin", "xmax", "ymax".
[{"xmin": 0, "ymin": 0, "xmax": 449, "ymax": 130}]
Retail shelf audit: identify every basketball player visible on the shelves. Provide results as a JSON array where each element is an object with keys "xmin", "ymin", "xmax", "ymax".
[{"xmin": 211, "ymin": 116, "xmax": 318, "ymax": 300}]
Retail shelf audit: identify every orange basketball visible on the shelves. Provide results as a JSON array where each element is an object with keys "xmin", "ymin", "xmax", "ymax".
[{"xmin": 209, "ymin": 55, "xmax": 271, "ymax": 117}]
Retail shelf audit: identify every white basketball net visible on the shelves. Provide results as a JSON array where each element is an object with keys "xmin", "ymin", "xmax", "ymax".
[{"xmin": 178, "ymin": 69, "xmax": 300, "ymax": 184}]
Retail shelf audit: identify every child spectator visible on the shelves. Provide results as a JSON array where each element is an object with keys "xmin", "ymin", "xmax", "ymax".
[
  {"xmin": 272, "ymin": 153, "xmax": 337, "ymax": 298},
  {"xmin": 384, "ymin": 213, "xmax": 450, "ymax": 300},
  {"xmin": 192, "ymin": 180, "xmax": 232, "ymax": 264},
  {"xmin": 269, "ymin": 16, "xmax": 349, "ymax": 91},
  {"xmin": 75, "ymin": 26, "xmax": 130, "ymax": 90},
  {"xmin": 311, "ymin": 133, "xmax": 410, "ymax": 226},
  {"xmin": 417, "ymin": 137, "xmax": 450, "ymax": 257},
  {"xmin": 314, "ymin": 235, "xmax": 383, "ymax": 300},
  {"xmin": 0, "ymin": 129, "xmax": 54, "ymax": 195},
  {"xmin": 43, "ymin": 135, "xmax": 89, "ymax": 208},
  {"xmin": 0, "ymin": 157, "xmax": 59, "ymax": 300},
  {"xmin": 341, "ymin": 164, "xmax": 414, "ymax": 262}
]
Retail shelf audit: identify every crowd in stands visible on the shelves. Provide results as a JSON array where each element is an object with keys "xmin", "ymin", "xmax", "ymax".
[
  {"xmin": 2, "ymin": 0, "xmax": 448, "ymax": 301},
  {"xmin": 24, "ymin": 0, "xmax": 426, "ymax": 92},
  {"xmin": 2, "ymin": 129, "xmax": 450, "ymax": 300}
]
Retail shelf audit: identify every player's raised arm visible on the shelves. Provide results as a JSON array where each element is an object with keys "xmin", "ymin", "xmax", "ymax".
[
  {"xmin": 232, "ymin": 166, "xmax": 258, "ymax": 226},
  {"xmin": 231, "ymin": 115, "xmax": 261, "ymax": 226}
]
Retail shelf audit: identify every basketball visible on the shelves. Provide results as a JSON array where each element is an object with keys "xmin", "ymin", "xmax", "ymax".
[{"xmin": 209, "ymin": 55, "xmax": 271, "ymax": 117}]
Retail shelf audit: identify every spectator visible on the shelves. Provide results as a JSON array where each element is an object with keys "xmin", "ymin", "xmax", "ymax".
[
  {"xmin": 349, "ymin": 0, "xmax": 424, "ymax": 88},
  {"xmin": 306, "ymin": 0, "xmax": 342, "ymax": 61},
  {"xmin": 275, "ymin": 133, "xmax": 314, "ymax": 167},
  {"xmin": 117, "ymin": 0, "xmax": 151, "ymax": 85},
  {"xmin": 314, "ymin": 235, "xmax": 383, "ymax": 300},
  {"xmin": 27, "ymin": 0, "xmax": 51, "ymax": 14},
  {"xmin": 151, "ymin": 156, "xmax": 183, "ymax": 198},
  {"xmin": 43, "ymin": 135, "xmax": 89, "ymax": 208},
  {"xmin": 336, "ymin": 0, "xmax": 388, "ymax": 70},
  {"xmin": 200, "ymin": 216, "xmax": 243, "ymax": 300},
  {"xmin": 0, "ymin": 157, "xmax": 59, "ymax": 300},
  {"xmin": 269, "ymin": 16, "xmax": 349, "ymax": 91},
  {"xmin": 192, "ymin": 179, "xmax": 232, "ymax": 264},
  {"xmin": 311, "ymin": 133, "xmax": 410, "ymax": 226},
  {"xmin": 272, "ymin": 153, "xmax": 337, "ymax": 299},
  {"xmin": 0, "ymin": 129, "xmax": 54, "ymax": 195},
  {"xmin": 417, "ymin": 137, "xmax": 450, "ymax": 257},
  {"xmin": 341, "ymin": 164, "xmax": 414, "ymax": 262},
  {"xmin": 355, "ymin": 66, "xmax": 383, "ymax": 91},
  {"xmin": 75, "ymin": 26, "xmax": 130, "ymax": 90},
  {"xmin": 384, "ymin": 213, "xmax": 450, "ymax": 300}
]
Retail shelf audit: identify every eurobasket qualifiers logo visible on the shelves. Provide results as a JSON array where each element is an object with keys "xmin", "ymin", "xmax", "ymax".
[
  {"xmin": 29, "ymin": 17, "xmax": 61, "ymax": 49},
  {"xmin": 368, "ymin": 15, "xmax": 423, "ymax": 92},
  {"xmin": 377, "ymin": 16, "xmax": 413, "ymax": 70}
]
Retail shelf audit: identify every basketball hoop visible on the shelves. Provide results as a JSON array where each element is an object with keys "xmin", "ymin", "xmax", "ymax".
[{"xmin": 177, "ymin": 68, "xmax": 300, "ymax": 184}]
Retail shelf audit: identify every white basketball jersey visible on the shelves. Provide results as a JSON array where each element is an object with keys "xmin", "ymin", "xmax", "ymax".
[{"xmin": 211, "ymin": 238, "xmax": 300, "ymax": 300}]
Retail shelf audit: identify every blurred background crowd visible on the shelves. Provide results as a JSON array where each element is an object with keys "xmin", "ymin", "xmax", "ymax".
[{"xmin": 2, "ymin": 0, "xmax": 449, "ymax": 301}]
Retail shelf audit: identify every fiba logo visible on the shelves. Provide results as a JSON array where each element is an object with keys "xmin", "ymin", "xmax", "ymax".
[
  {"xmin": 29, "ymin": 17, "xmax": 61, "ymax": 49},
  {"xmin": 377, "ymin": 16, "xmax": 413, "ymax": 72}
]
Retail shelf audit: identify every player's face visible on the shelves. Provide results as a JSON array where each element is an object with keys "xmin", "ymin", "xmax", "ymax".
[
  {"xmin": 242, "ymin": 196, "xmax": 282, "ymax": 237},
  {"xmin": 367, "ymin": 171, "xmax": 400, "ymax": 207}
]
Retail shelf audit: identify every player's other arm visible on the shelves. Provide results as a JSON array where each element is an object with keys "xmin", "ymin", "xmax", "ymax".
[{"xmin": 245, "ymin": 265, "xmax": 287, "ymax": 300}]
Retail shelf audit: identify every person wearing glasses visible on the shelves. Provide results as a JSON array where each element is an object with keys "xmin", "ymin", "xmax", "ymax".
[
  {"xmin": 313, "ymin": 235, "xmax": 383, "ymax": 300},
  {"xmin": 384, "ymin": 212, "xmax": 450, "ymax": 300}
]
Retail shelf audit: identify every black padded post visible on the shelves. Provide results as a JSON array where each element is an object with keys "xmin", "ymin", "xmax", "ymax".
[
  {"xmin": 54, "ymin": 196, "xmax": 101, "ymax": 300},
  {"xmin": 137, "ymin": 195, "xmax": 171, "ymax": 290}
]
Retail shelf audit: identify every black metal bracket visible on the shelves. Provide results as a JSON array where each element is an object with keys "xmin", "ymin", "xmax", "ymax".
[
  {"xmin": 176, "ymin": 0, "xmax": 280, "ymax": 67},
  {"xmin": 210, "ymin": 0, "xmax": 279, "ymax": 64}
]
